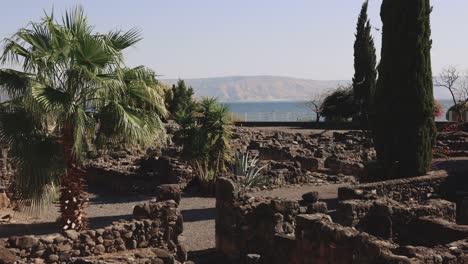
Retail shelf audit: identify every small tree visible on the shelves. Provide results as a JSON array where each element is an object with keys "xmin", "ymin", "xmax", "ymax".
[
  {"xmin": 178, "ymin": 97, "xmax": 232, "ymax": 171},
  {"xmin": 167, "ymin": 79, "xmax": 195, "ymax": 118},
  {"xmin": 305, "ymin": 92, "xmax": 326, "ymax": 123},
  {"xmin": 435, "ymin": 67, "xmax": 468, "ymax": 121},
  {"xmin": 352, "ymin": 0, "xmax": 377, "ymax": 128}
]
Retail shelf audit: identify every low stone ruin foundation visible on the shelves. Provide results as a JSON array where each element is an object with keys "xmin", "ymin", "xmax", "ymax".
[
  {"xmin": 216, "ymin": 169, "xmax": 468, "ymax": 264},
  {"xmin": 1, "ymin": 185, "xmax": 186, "ymax": 264}
]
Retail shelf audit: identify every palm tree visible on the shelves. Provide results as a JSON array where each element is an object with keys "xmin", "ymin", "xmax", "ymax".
[{"xmin": 0, "ymin": 7, "xmax": 167, "ymax": 231}]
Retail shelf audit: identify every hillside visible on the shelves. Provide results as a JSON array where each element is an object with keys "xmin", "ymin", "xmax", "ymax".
[
  {"xmin": 161, "ymin": 76, "xmax": 344, "ymax": 102},
  {"xmin": 161, "ymin": 75, "xmax": 452, "ymax": 102}
]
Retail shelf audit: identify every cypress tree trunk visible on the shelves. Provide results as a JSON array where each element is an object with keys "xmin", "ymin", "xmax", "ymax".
[
  {"xmin": 374, "ymin": 0, "xmax": 436, "ymax": 178},
  {"xmin": 353, "ymin": 0, "xmax": 377, "ymax": 129}
]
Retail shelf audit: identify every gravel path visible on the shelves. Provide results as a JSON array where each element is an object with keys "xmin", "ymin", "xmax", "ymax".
[{"xmin": 251, "ymin": 183, "xmax": 348, "ymax": 202}]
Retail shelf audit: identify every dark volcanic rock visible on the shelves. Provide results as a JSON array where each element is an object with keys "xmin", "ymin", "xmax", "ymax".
[
  {"xmin": 156, "ymin": 184, "xmax": 181, "ymax": 204},
  {"xmin": 302, "ymin": 191, "xmax": 319, "ymax": 204}
]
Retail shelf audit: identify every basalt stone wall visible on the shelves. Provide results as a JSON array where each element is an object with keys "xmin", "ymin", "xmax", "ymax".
[
  {"xmin": 335, "ymin": 198, "xmax": 457, "ymax": 243},
  {"xmin": 215, "ymin": 178, "xmax": 434, "ymax": 264},
  {"xmin": 338, "ymin": 171, "xmax": 450, "ymax": 202},
  {"xmin": 86, "ymin": 156, "xmax": 193, "ymax": 194},
  {"xmin": 402, "ymin": 217, "xmax": 468, "ymax": 247},
  {"xmin": 270, "ymin": 214, "xmax": 414, "ymax": 264},
  {"xmin": 3, "ymin": 199, "xmax": 186, "ymax": 264},
  {"xmin": 215, "ymin": 178, "xmax": 300, "ymax": 263},
  {"xmin": 436, "ymin": 131, "xmax": 468, "ymax": 157},
  {"xmin": 335, "ymin": 198, "xmax": 456, "ymax": 227}
]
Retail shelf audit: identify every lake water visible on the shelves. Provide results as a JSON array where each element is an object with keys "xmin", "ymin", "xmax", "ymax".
[{"xmin": 225, "ymin": 99, "xmax": 453, "ymax": 122}]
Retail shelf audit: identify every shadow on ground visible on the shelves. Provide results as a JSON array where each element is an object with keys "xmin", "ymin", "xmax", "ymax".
[
  {"xmin": 87, "ymin": 186, "xmax": 154, "ymax": 205},
  {"xmin": 188, "ymin": 248, "xmax": 224, "ymax": 264},
  {"xmin": 181, "ymin": 208, "xmax": 215, "ymax": 223},
  {"xmin": 0, "ymin": 214, "xmax": 132, "ymax": 238}
]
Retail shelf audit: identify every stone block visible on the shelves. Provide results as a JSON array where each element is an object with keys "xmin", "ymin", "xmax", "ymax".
[{"xmin": 156, "ymin": 184, "xmax": 181, "ymax": 204}]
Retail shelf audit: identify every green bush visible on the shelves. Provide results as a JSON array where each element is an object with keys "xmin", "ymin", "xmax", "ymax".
[
  {"xmin": 178, "ymin": 97, "xmax": 232, "ymax": 171},
  {"xmin": 321, "ymin": 86, "xmax": 357, "ymax": 122},
  {"xmin": 166, "ymin": 79, "xmax": 196, "ymax": 120}
]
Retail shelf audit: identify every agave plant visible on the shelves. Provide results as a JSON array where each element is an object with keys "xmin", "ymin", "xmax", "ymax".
[
  {"xmin": 0, "ymin": 7, "xmax": 167, "ymax": 231},
  {"xmin": 232, "ymin": 151, "xmax": 269, "ymax": 188}
]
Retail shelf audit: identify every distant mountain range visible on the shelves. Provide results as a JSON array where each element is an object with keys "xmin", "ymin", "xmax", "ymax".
[{"xmin": 161, "ymin": 76, "xmax": 451, "ymax": 102}]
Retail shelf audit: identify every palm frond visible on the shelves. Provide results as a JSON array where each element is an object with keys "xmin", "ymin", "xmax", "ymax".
[
  {"xmin": 106, "ymin": 28, "xmax": 142, "ymax": 51},
  {"xmin": 32, "ymin": 84, "xmax": 70, "ymax": 112},
  {"xmin": 71, "ymin": 107, "xmax": 95, "ymax": 162},
  {"xmin": 97, "ymin": 101, "xmax": 165, "ymax": 147},
  {"xmin": 0, "ymin": 69, "xmax": 32, "ymax": 99},
  {"xmin": 123, "ymin": 67, "xmax": 168, "ymax": 118},
  {"xmin": 1, "ymin": 38, "xmax": 31, "ymax": 65},
  {"xmin": 76, "ymin": 33, "xmax": 117, "ymax": 69},
  {"xmin": 62, "ymin": 6, "xmax": 92, "ymax": 36},
  {"xmin": 0, "ymin": 105, "xmax": 64, "ymax": 212}
]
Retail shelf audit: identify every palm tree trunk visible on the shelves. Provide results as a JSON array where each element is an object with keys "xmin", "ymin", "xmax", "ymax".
[{"xmin": 58, "ymin": 124, "xmax": 88, "ymax": 231}]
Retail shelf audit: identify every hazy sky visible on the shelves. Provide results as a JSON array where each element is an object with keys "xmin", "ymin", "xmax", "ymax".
[{"xmin": 1, "ymin": 0, "xmax": 467, "ymax": 80}]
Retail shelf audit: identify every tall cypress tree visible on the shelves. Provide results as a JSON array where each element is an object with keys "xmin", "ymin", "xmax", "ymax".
[
  {"xmin": 352, "ymin": 0, "xmax": 377, "ymax": 128},
  {"xmin": 374, "ymin": 0, "xmax": 436, "ymax": 178}
]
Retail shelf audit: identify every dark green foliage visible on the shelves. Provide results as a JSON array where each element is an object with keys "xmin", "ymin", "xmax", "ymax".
[
  {"xmin": 177, "ymin": 97, "xmax": 232, "ymax": 172},
  {"xmin": 374, "ymin": 0, "xmax": 436, "ymax": 178},
  {"xmin": 353, "ymin": 0, "xmax": 377, "ymax": 128},
  {"xmin": 321, "ymin": 86, "xmax": 357, "ymax": 122},
  {"xmin": 167, "ymin": 80, "xmax": 195, "ymax": 119}
]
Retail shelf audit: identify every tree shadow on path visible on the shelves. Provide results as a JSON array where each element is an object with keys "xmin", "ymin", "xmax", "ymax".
[{"xmin": 0, "ymin": 214, "xmax": 132, "ymax": 238}]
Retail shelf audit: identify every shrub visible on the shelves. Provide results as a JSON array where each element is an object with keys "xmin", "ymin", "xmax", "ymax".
[
  {"xmin": 176, "ymin": 98, "xmax": 232, "ymax": 195},
  {"xmin": 167, "ymin": 79, "xmax": 196, "ymax": 120},
  {"xmin": 321, "ymin": 86, "xmax": 357, "ymax": 122},
  {"xmin": 194, "ymin": 160, "xmax": 220, "ymax": 196}
]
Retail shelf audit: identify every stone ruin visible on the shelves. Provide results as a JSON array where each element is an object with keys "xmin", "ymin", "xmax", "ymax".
[
  {"xmin": 72, "ymin": 126, "xmax": 467, "ymax": 197},
  {"xmin": 80, "ymin": 127, "xmax": 380, "ymax": 197},
  {"xmin": 231, "ymin": 127, "xmax": 375, "ymax": 186},
  {"xmin": 216, "ymin": 168, "xmax": 468, "ymax": 264},
  {"xmin": 0, "ymin": 184, "xmax": 186, "ymax": 264}
]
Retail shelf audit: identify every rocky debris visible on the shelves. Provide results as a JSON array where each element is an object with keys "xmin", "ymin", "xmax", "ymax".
[
  {"xmin": 0, "ymin": 246, "xmax": 17, "ymax": 264},
  {"xmin": 230, "ymin": 127, "xmax": 376, "ymax": 186},
  {"xmin": 338, "ymin": 171, "xmax": 449, "ymax": 202},
  {"xmin": 435, "ymin": 131, "xmax": 468, "ymax": 157},
  {"xmin": 306, "ymin": 202, "xmax": 328, "ymax": 214}
]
